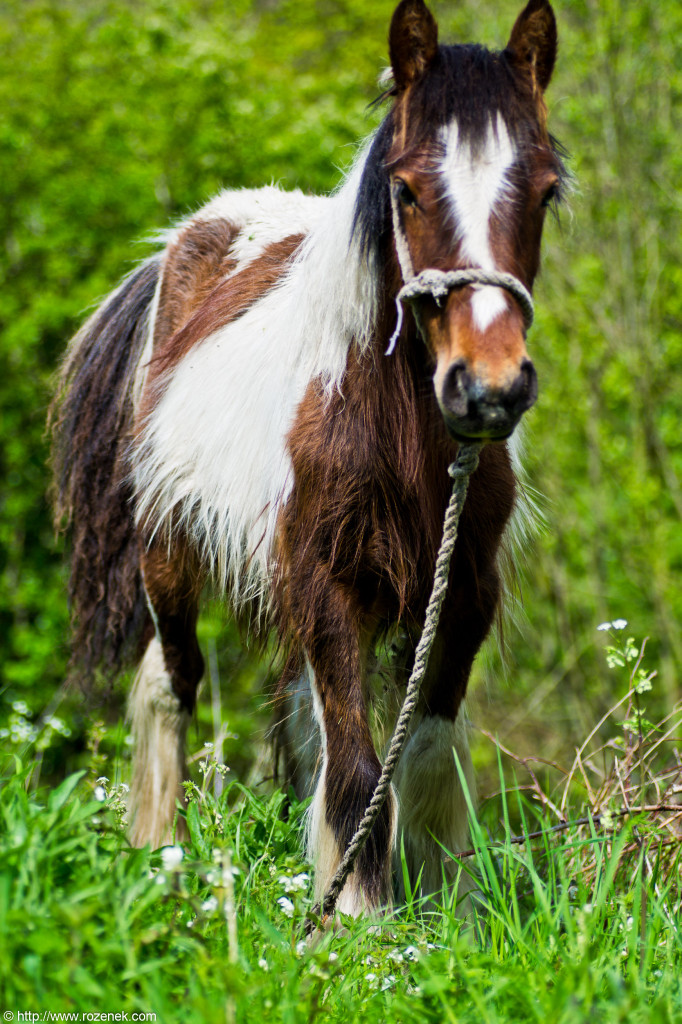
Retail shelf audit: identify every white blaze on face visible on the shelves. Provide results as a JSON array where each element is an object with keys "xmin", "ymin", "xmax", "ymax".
[{"xmin": 440, "ymin": 114, "xmax": 516, "ymax": 332}]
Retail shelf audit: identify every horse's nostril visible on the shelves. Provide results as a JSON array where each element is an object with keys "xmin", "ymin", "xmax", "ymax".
[
  {"xmin": 442, "ymin": 359, "xmax": 471, "ymax": 418},
  {"xmin": 516, "ymin": 359, "xmax": 538, "ymax": 412}
]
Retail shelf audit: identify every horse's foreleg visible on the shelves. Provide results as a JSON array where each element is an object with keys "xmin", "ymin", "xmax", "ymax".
[
  {"xmin": 393, "ymin": 560, "xmax": 501, "ymax": 907},
  {"xmin": 293, "ymin": 582, "xmax": 394, "ymax": 916},
  {"xmin": 127, "ymin": 542, "xmax": 204, "ymax": 848}
]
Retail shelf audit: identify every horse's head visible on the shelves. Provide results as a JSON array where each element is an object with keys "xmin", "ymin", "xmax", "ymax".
[{"xmin": 369, "ymin": 0, "xmax": 565, "ymax": 441}]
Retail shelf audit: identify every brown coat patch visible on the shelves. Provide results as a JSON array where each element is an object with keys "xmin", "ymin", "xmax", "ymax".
[
  {"xmin": 153, "ymin": 217, "xmax": 241, "ymax": 348},
  {"xmin": 139, "ymin": 233, "xmax": 305, "ymax": 418}
]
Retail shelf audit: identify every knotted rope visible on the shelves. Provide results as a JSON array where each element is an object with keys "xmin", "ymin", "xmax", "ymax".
[
  {"xmin": 307, "ymin": 440, "xmax": 483, "ymax": 930},
  {"xmin": 386, "ymin": 267, "xmax": 535, "ymax": 355}
]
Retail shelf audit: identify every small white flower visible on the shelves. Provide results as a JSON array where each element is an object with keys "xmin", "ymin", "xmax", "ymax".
[
  {"xmin": 388, "ymin": 950, "xmax": 403, "ymax": 963},
  {"xmin": 187, "ymin": 917, "xmax": 196, "ymax": 929},
  {"xmin": 597, "ymin": 622, "xmax": 612, "ymax": 631},
  {"xmin": 328, "ymin": 951, "xmax": 338, "ymax": 962},
  {"xmin": 365, "ymin": 972, "xmax": 379, "ymax": 990},
  {"xmin": 279, "ymin": 872, "xmax": 310, "ymax": 893},
  {"xmin": 277, "ymin": 896, "xmax": 295, "ymax": 918},
  {"xmin": 161, "ymin": 845, "xmax": 184, "ymax": 870},
  {"xmin": 583, "ymin": 903, "xmax": 593, "ymax": 914},
  {"xmin": 201, "ymin": 896, "xmax": 219, "ymax": 914},
  {"xmin": 296, "ymin": 940, "xmax": 308, "ymax": 957},
  {"xmin": 12, "ymin": 700, "xmax": 29, "ymax": 715},
  {"xmin": 94, "ymin": 785, "xmax": 107, "ymax": 802},
  {"xmin": 403, "ymin": 945, "xmax": 419, "ymax": 961},
  {"xmin": 96, "ymin": 776, "xmax": 109, "ymax": 785},
  {"xmin": 258, "ymin": 958, "xmax": 269, "ymax": 971},
  {"xmin": 381, "ymin": 974, "xmax": 396, "ymax": 991},
  {"xmin": 612, "ymin": 619, "xmax": 628, "ymax": 630},
  {"xmin": 155, "ymin": 873, "xmax": 167, "ymax": 886}
]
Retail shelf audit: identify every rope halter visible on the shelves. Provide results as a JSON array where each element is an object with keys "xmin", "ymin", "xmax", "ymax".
[
  {"xmin": 385, "ymin": 266, "xmax": 535, "ymax": 356},
  {"xmin": 385, "ymin": 190, "xmax": 534, "ymax": 355}
]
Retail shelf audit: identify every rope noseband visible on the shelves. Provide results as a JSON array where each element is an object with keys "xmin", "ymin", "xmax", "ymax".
[
  {"xmin": 385, "ymin": 192, "xmax": 534, "ymax": 355},
  {"xmin": 385, "ymin": 267, "xmax": 535, "ymax": 356}
]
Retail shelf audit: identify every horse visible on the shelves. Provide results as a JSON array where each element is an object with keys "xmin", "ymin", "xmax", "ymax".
[{"xmin": 50, "ymin": 0, "xmax": 566, "ymax": 916}]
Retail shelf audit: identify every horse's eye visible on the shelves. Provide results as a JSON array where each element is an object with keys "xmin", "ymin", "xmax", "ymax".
[
  {"xmin": 395, "ymin": 179, "xmax": 418, "ymax": 209},
  {"xmin": 540, "ymin": 182, "xmax": 559, "ymax": 209}
]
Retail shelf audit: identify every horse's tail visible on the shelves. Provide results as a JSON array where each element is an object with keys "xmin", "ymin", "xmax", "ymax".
[{"xmin": 49, "ymin": 256, "xmax": 162, "ymax": 686}]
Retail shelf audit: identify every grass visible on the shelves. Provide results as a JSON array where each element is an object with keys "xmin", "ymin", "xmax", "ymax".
[{"xmin": 1, "ymin": 629, "xmax": 681, "ymax": 1022}]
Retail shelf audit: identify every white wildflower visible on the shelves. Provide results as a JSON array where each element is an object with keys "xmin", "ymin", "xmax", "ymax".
[
  {"xmin": 328, "ymin": 951, "xmax": 338, "ymax": 962},
  {"xmin": 201, "ymin": 896, "xmax": 219, "ymax": 914},
  {"xmin": 161, "ymin": 845, "xmax": 184, "ymax": 870},
  {"xmin": 365, "ymin": 972, "xmax": 379, "ymax": 990},
  {"xmin": 277, "ymin": 896, "xmax": 295, "ymax": 918},
  {"xmin": 94, "ymin": 786, "xmax": 107, "ymax": 802},
  {"xmin": 278, "ymin": 872, "xmax": 309, "ymax": 893},
  {"xmin": 296, "ymin": 940, "xmax": 308, "ymax": 957},
  {"xmin": 403, "ymin": 945, "xmax": 419, "ymax": 961},
  {"xmin": 597, "ymin": 622, "xmax": 612, "ymax": 631},
  {"xmin": 612, "ymin": 619, "xmax": 628, "ymax": 630},
  {"xmin": 381, "ymin": 975, "xmax": 396, "ymax": 991},
  {"xmin": 258, "ymin": 958, "xmax": 269, "ymax": 971}
]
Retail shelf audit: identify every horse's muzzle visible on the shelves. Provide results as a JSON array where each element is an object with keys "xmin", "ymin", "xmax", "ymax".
[{"xmin": 440, "ymin": 358, "xmax": 538, "ymax": 440}]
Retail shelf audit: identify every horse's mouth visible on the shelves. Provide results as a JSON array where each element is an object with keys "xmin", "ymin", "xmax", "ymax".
[{"xmin": 441, "ymin": 406, "xmax": 524, "ymax": 443}]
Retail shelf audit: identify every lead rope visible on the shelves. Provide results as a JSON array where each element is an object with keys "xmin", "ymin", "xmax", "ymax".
[{"xmin": 306, "ymin": 441, "xmax": 483, "ymax": 933}]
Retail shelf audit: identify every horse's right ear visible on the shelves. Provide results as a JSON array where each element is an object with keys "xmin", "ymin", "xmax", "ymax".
[{"xmin": 389, "ymin": 0, "xmax": 439, "ymax": 91}]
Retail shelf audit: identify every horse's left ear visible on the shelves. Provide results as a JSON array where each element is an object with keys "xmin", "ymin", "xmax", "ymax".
[
  {"xmin": 389, "ymin": 0, "xmax": 439, "ymax": 91},
  {"xmin": 505, "ymin": 0, "xmax": 557, "ymax": 92}
]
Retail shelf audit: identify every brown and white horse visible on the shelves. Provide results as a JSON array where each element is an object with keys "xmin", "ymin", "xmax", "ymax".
[{"xmin": 51, "ymin": 0, "xmax": 566, "ymax": 915}]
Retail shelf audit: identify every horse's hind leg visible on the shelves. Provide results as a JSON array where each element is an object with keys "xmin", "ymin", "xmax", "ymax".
[
  {"xmin": 274, "ymin": 658, "xmax": 321, "ymax": 800},
  {"xmin": 128, "ymin": 542, "xmax": 204, "ymax": 848}
]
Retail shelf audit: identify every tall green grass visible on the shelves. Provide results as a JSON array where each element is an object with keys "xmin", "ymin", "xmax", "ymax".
[{"xmin": 2, "ymin": 632, "xmax": 681, "ymax": 1023}]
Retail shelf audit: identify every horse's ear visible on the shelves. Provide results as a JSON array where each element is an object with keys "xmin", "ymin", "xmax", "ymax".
[
  {"xmin": 505, "ymin": 0, "xmax": 557, "ymax": 92},
  {"xmin": 389, "ymin": 0, "xmax": 439, "ymax": 91}
]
